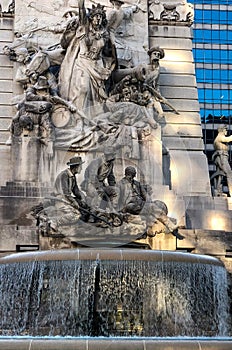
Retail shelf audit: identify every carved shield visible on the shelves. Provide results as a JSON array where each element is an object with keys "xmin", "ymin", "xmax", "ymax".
[{"xmin": 51, "ymin": 105, "xmax": 71, "ymax": 128}]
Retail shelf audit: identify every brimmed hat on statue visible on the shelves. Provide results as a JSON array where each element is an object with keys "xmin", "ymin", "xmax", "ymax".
[
  {"xmin": 34, "ymin": 76, "xmax": 50, "ymax": 90},
  {"xmin": 67, "ymin": 156, "xmax": 85, "ymax": 166},
  {"xmin": 104, "ymin": 146, "xmax": 117, "ymax": 156},
  {"xmin": 103, "ymin": 146, "xmax": 117, "ymax": 161},
  {"xmin": 109, "ymin": 0, "xmax": 124, "ymax": 4},
  {"xmin": 147, "ymin": 46, "xmax": 165, "ymax": 59}
]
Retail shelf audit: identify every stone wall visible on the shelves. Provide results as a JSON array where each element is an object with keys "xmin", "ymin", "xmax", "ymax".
[
  {"xmin": 0, "ymin": 14, "xmax": 13, "ymax": 185},
  {"xmin": 149, "ymin": 23, "xmax": 211, "ymax": 197}
]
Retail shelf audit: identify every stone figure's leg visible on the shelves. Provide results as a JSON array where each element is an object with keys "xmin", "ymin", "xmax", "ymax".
[
  {"xmin": 72, "ymin": 66, "xmax": 90, "ymax": 110},
  {"xmin": 221, "ymin": 155, "xmax": 232, "ymax": 196}
]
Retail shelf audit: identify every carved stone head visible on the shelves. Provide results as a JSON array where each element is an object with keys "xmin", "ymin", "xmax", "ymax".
[
  {"xmin": 125, "ymin": 166, "xmax": 136, "ymax": 178},
  {"xmin": 148, "ymin": 46, "xmax": 165, "ymax": 60},
  {"xmin": 217, "ymin": 125, "xmax": 228, "ymax": 134},
  {"xmin": 67, "ymin": 156, "xmax": 85, "ymax": 166},
  {"xmin": 104, "ymin": 147, "xmax": 117, "ymax": 161},
  {"xmin": 88, "ymin": 4, "xmax": 107, "ymax": 27},
  {"xmin": 34, "ymin": 76, "xmax": 50, "ymax": 90}
]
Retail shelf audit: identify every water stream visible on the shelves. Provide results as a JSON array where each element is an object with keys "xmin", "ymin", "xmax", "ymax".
[{"xmin": 0, "ymin": 257, "xmax": 229, "ymax": 337}]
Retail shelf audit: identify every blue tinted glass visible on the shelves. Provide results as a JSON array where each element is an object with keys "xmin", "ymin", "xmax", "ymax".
[
  {"xmin": 197, "ymin": 70, "xmax": 229, "ymax": 84},
  {"xmin": 200, "ymin": 110, "xmax": 231, "ymax": 118},
  {"xmin": 189, "ymin": 1, "xmax": 230, "ymax": 4},
  {"xmin": 195, "ymin": 69, "xmax": 231, "ymax": 84},
  {"xmin": 196, "ymin": 69, "xmax": 205, "ymax": 81},
  {"xmin": 194, "ymin": 10, "xmax": 232, "ymax": 24},
  {"xmin": 198, "ymin": 89, "xmax": 230, "ymax": 103},
  {"xmin": 193, "ymin": 30, "xmax": 232, "ymax": 44},
  {"xmin": 193, "ymin": 49, "xmax": 232, "ymax": 64}
]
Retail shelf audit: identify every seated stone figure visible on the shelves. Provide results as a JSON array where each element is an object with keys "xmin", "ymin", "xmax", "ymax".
[
  {"xmin": 38, "ymin": 156, "xmax": 87, "ymax": 235},
  {"xmin": 81, "ymin": 147, "xmax": 118, "ymax": 210},
  {"xmin": 117, "ymin": 166, "xmax": 147, "ymax": 214}
]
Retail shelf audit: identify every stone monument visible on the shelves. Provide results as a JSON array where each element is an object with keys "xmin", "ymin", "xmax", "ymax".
[{"xmin": 0, "ymin": 0, "xmax": 231, "ymax": 269}]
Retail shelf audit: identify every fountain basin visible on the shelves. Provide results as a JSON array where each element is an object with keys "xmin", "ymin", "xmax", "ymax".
[
  {"xmin": 0, "ymin": 249, "xmax": 229, "ymax": 338},
  {"xmin": 0, "ymin": 337, "xmax": 232, "ymax": 350},
  {"xmin": 0, "ymin": 248, "xmax": 226, "ymax": 264}
]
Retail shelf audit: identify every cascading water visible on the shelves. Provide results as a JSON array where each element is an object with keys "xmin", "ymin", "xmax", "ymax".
[{"xmin": 0, "ymin": 250, "xmax": 229, "ymax": 338}]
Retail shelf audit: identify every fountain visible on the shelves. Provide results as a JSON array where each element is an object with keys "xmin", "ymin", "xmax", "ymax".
[
  {"xmin": 0, "ymin": 249, "xmax": 231, "ymax": 349},
  {"xmin": 0, "ymin": 0, "xmax": 232, "ymax": 349}
]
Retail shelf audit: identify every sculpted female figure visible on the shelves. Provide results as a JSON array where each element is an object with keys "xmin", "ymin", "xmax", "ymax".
[{"xmin": 59, "ymin": 0, "xmax": 116, "ymax": 111}]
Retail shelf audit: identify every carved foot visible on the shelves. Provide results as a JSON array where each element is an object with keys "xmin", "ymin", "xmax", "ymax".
[{"xmin": 171, "ymin": 229, "xmax": 185, "ymax": 240}]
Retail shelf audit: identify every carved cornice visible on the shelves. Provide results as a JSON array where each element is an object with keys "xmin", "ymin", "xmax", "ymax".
[
  {"xmin": 0, "ymin": 0, "xmax": 15, "ymax": 16},
  {"xmin": 149, "ymin": 0, "xmax": 194, "ymax": 27}
]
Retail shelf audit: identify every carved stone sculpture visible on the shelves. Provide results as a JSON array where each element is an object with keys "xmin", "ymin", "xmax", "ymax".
[
  {"xmin": 38, "ymin": 156, "xmax": 86, "ymax": 235},
  {"xmin": 117, "ymin": 166, "xmax": 147, "ymax": 214},
  {"xmin": 149, "ymin": 0, "xmax": 194, "ymax": 25},
  {"xmin": 0, "ymin": 0, "xmax": 14, "ymax": 13},
  {"xmin": 107, "ymin": 0, "xmax": 138, "ymax": 67},
  {"xmin": 59, "ymin": 0, "xmax": 116, "ymax": 111},
  {"xmin": 80, "ymin": 147, "xmax": 117, "ymax": 210},
  {"xmin": 211, "ymin": 125, "xmax": 232, "ymax": 197},
  {"xmin": 3, "ymin": 0, "xmax": 183, "ymax": 247}
]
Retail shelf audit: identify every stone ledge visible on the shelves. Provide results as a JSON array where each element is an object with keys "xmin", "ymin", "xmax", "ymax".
[
  {"xmin": 177, "ymin": 228, "xmax": 232, "ymax": 257},
  {"xmin": 0, "ymin": 338, "xmax": 231, "ymax": 350},
  {"xmin": 149, "ymin": 24, "xmax": 192, "ymax": 38},
  {"xmin": 162, "ymin": 136, "xmax": 204, "ymax": 150},
  {"xmin": 186, "ymin": 209, "xmax": 232, "ymax": 232},
  {"xmin": 0, "ymin": 224, "xmax": 38, "ymax": 251},
  {"xmin": 150, "ymin": 37, "xmax": 193, "ymax": 50}
]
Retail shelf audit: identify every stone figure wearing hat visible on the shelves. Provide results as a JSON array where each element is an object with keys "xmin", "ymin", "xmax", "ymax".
[
  {"xmin": 36, "ymin": 156, "xmax": 89, "ymax": 234},
  {"xmin": 142, "ymin": 46, "xmax": 166, "ymax": 117},
  {"xmin": 81, "ymin": 147, "xmax": 117, "ymax": 209},
  {"xmin": 45, "ymin": 156, "xmax": 89, "ymax": 230},
  {"xmin": 7, "ymin": 74, "xmax": 77, "ymax": 147},
  {"xmin": 54, "ymin": 156, "xmax": 86, "ymax": 208},
  {"xmin": 212, "ymin": 125, "xmax": 232, "ymax": 197},
  {"xmin": 6, "ymin": 76, "xmax": 54, "ymax": 148}
]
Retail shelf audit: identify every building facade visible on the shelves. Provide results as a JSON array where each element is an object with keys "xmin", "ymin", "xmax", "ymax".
[{"xmin": 190, "ymin": 0, "xmax": 232, "ymax": 188}]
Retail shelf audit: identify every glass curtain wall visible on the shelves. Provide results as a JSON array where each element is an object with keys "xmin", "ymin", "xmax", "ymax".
[{"xmin": 189, "ymin": 0, "xmax": 232, "ymax": 176}]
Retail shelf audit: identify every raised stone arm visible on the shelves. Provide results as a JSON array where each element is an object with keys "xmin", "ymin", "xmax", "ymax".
[
  {"xmin": 215, "ymin": 134, "xmax": 232, "ymax": 147},
  {"xmin": 50, "ymin": 95, "xmax": 76, "ymax": 113},
  {"xmin": 214, "ymin": 127, "xmax": 232, "ymax": 151},
  {"xmin": 78, "ymin": 0, "xmax": 87, "ymax": 25}
]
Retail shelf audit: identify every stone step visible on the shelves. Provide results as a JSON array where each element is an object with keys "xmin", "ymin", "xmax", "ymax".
[
  {"xmin": 227, "ymin": 198, "xmax": 232, "ymax": 211},
  {"xmin": 0, "ymin": 130, "xmax": 9, "ymax": 143},
  {"xmin": 177, "ymin": 228, "xmax": 232, "ymax": 256},
  {"xmin": 0, "ymin": 79, "xmax": 13, "ymax": 92},
  {"xmin": 213, "ymin": 197, "xmax": 230, "ymax": 210},
  {"xmin": 0, "ymin": 181, "xmax": 53, "ymax": 197},
  {"xmin": 162, "ymin": 112, "xmax": 201, "ymax": 125},
  {"xmin": 162, "ymin": 123, "xmax": 202, "ymax": 138},
  {"xmin": 162, "ymin": 135, "xmax": 204, "ymax": 151},
  {"xmin": 186, "ymin": 208, "xmax": 232, "ymax": 232},
  {"xmin": 184, "ymin": 195, "xmax": 230, "ymax": 211},
  {"xmin": 0, "ymin": 223, "xmax": 38, "ymax": 251}
]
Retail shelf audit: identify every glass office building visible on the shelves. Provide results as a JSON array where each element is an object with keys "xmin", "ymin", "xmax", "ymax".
[{"xmin": 189, "ymin": 0, "xmax": 232, "ymax": 179}]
